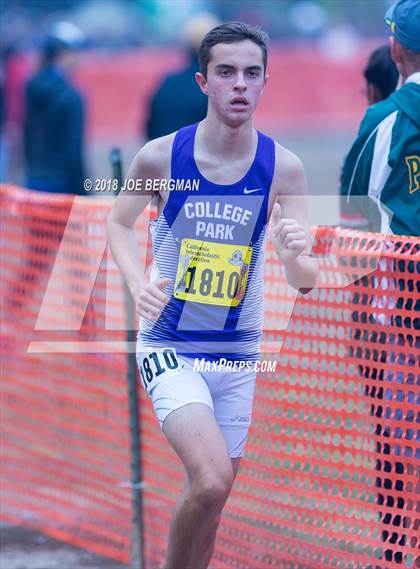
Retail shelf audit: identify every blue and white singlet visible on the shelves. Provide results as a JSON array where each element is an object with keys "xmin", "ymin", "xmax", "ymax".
[{"xmin": 139, "ymin": 123, "xmax": 275, "ymax": 362}]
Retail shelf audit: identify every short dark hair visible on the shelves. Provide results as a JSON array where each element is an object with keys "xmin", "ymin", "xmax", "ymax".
[
  {"xmin": 363, "ymin": 45, "xmax": 399, "ymax": 100},
  {"xmin": 199, "ymin": 22, "xmax": 268, "ymax": 79}
]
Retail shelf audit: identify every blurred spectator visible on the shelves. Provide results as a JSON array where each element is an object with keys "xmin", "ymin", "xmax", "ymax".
[
  {"xmin": 339, "ymin": 44, "xmax": 399, "ymax": 229},
  {"xmin": 0, "ymin": 44, "xmax": 33, "ymax": 184},
  {"xmin": 363, "ymin": 44, "xmax": 399, "ymax": 105},
  {"xmin": 144, "ymin": 12, "xmax": 219, "ymax": 140},
  {"xmin": 0, "ymin": 54, "xmax": 5, "ymax": 181},
  {"xmin": 23, "ymin": 21, "xmax": 87, "ymax": 194},
  {"xmin": 340, "ymin": 0, "xmax": 419, "ymax": 237}
]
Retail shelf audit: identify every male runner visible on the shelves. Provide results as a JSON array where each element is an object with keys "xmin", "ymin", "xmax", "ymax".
[{"xmin": 107, "ymin": 22, "xmax": 318, "ymax": 569}]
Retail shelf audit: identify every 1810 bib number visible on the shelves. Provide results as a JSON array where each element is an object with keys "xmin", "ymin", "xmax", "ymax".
[
  {"xmin": 138, "ymin": 348, "xmax": 181, "ymax": 391},
  {"xmin": 174, "ymin": 239, "xmax": 252, "ymax": 307}
]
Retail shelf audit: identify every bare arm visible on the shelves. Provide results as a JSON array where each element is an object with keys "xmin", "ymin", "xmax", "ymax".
[
  {"xmin": 106, "ymin": 135, "xmax": 173, "ymax": 319},
  {"xmin": 269, "ymin": 144, "xmax": 318, "ymax": 292}
]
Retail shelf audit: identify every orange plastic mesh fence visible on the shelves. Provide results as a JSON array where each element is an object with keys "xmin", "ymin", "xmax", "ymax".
[
  {"xmin": 1, "ymin": 185, "xmax": 418, "ymax": 569},
  {"xmin": 139, "ymin": 229, "xmax": 419, "ymax": 569},
  {"xmin": 0, "ymin": 186, "xmax": 134, "ymax": 564}
]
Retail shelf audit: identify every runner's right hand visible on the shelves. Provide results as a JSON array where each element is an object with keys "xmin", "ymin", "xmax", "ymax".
[{"xmin": 131, "ymin": 278, "xmax": 171, "ymax": 321}]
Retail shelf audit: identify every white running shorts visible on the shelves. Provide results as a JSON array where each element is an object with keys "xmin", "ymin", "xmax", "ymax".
[{"xmin": 136, "ymin": 342, "xmax": 256, "ymax": 458}]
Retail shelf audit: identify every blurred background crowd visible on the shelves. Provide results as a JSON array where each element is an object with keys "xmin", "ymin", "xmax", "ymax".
[
  {"xmin": 0, "ymin": 0, "xmax": 396, "ymax": 206},
  {"xmin": 1, "ymin": 0, "xmax": 393, "ymax": 50}
]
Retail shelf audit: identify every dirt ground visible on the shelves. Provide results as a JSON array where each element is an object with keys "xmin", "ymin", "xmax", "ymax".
[{"xmin": 0, "ymin": 523, "xmax": 129, "ymax": 569}]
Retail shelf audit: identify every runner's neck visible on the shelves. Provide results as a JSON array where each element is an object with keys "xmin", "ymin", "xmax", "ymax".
[{"xmin": 197, "ymin": 116, "xmax": 256, "ymax": 161}]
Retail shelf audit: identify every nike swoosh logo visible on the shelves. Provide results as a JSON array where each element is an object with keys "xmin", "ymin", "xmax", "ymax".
[{"xmin": 243, "ymin": 187, "xmax": 262, "ymax": 194}]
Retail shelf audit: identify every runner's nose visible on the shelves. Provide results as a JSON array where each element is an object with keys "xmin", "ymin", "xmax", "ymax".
[{"xmin": 233, "ymin": 73, "xmax": 247, "ymax": 91}]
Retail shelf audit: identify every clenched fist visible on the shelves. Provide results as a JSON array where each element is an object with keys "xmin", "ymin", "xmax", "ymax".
[
  {"xmin": 271, "ymin": 202, "xmax": 308, "ymax": 263},
  {"xmin": 131, "ymin": 277, "xmax": 171, "ymax": 321}
]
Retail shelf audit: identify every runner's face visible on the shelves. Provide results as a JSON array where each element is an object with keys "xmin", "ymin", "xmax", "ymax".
[{"xmin": 202, "ymin": 40, "xmax": 267, "ymax": 126}]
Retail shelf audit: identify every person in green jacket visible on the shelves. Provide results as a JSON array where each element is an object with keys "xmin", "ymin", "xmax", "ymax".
[
  {"xmin": 340, "ymin": 0, "xmax": 420, "ymax": 237},
  {"xmin": 342, "ymin": 2, "xmax": 419, "ymax": 566}
]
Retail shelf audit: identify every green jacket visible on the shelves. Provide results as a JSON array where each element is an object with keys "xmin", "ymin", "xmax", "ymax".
[{"xmin": 340, "ymin": 75, "xmax": 420, "ymax": 236}]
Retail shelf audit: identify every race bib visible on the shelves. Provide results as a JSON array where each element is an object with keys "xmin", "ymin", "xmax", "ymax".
[
  {"xmin": 173, "ymin": 238, "xmax": 252, "ymax": 307},
  {"xmin": 137, "ymin": 347, "xmax": 181, "ymax": 393}
]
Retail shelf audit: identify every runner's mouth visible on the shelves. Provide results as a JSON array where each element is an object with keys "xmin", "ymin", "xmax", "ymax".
[{"xmin": 230, "ymin": 97, "xmax": 249, "ymax": 108}]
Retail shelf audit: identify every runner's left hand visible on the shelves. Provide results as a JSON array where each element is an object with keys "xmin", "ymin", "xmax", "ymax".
[{"xmin": 271, "ymin": 202, "xmax": 308, "ymax": 263}]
